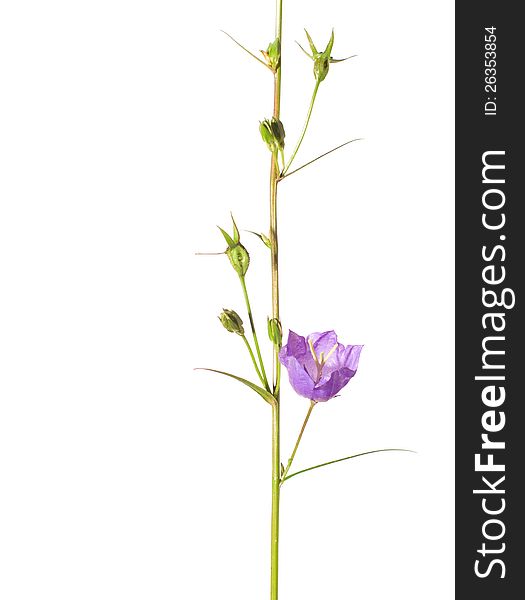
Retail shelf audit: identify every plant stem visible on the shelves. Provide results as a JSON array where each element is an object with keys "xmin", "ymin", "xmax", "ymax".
[
  {"xmin": 269, "ymin": 159, "xmax": 281, "ymax": 600},
  {"xmin": 270, "ymin": 400, "xmax": 280, "ymax": 600},
  {"xmin": 280, "ymin": 400, "xmax": 316, "ymax": 484},
  {"xmin": 241, "ymin": 334, "xmax": 265, "ymax": 386},
  {"xmin": 239, "ymin": 275, "xmax": 270, "ymax": 391},
  {"xmin": 270, "ymin": 2, "xmax": 283, "ymax": 598},
  {"xmin": 282, "ymin": 80, "xmax": 320, "ymax": 175}
]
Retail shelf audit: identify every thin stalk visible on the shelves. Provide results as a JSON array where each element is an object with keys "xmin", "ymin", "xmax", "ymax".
[
  {"xmin": 280, "ymin": 400, "xmax": 315, "ymax": 484},
  {"xmin": 270, "ymin": 401, "xmax": 280, "ymax": 600},
  {"xmin": 270, "ymin": 2, "xmax": 283, "ymax": 598},
  {"xmin": 269, "ymin": 166, "xmax": 281, "ymax": 600},
  {"xmin": 279, "ymin": 138, "xmax": 363, "ymax": 181},
  {"xmin": 239, "ymin": 276, "xmax": 270, "ymax": 391},
  {"xmin": 269, "ymin": 171, "xmax": 280, "ymax": 392},
  {"xmin": 282, "ymin": 80, "xmax": 320, "ymax": 175},
  {"xmin": 279, "ymin": 149, "xmax": 285, "ymax": 173},
  {"xmin": 241, "ymin": 334, "xmax": 265, "ymax": 386}
]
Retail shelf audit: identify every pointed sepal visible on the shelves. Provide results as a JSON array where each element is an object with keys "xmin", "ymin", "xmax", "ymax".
[
  {"xmin": 231, "ymin": 213, "xmax": 240, "ymax": 244},
  {"xmin": 218, "ymin": 217, "xmax": 250, "ymax": 276},
  {"xmin": 304, "ymin": 29, "xmax": 318, "ymax": 55},
  {"xmin": 299, "ymin": 29, "xmax": 353, "ymax": 83},
  {"xmin": 261, "ymin": 37, "xmax": 281, "ymax": 71},
  {"xmin": 247, "ymin": 230, "xmax": 272, "ymax": 249},
  {"xmin": 218, "ymin": 226, "xmax": 235, "ymax": 249}
]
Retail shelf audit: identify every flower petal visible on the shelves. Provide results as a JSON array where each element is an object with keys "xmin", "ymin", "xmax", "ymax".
[
  {"xmin": 308, "ymin": 331, "xmax": 338, "ymax": 357},
  {"xmin": 286, "ymin": 329, "xmax": 308, "ymax": 358},
  {"xmin": 341, "ymin": 344, "xmax": 363, "ymax": 371},
  {"xmin": 280, "ymin": 330, "xmax": 318, "ymax": 382},
  {"xmin": 312, "ymin": 367, "xmax": 356, "ymax": 401},
  {"xmin": 279, "ymin": 332, "xmax": 302, "ymax": 369},
  {"xmin": 320, "ymin": 342, "xmax": 345, "ymax": 375},
  {"xmin": 284, "ymin": 356, "xmax": 316, "ymax": 399}
]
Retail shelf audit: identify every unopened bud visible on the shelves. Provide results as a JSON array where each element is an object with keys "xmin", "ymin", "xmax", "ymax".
[
  {"xmin": 218, "ymin": 216, "xmax": 250, "ymax": 276},
  {"xmin": 219, "ymin": 309, "xmax": 244, "ymax": 335},
  {"xmin": 227, "ymin": 243, "xmax": 250, "ymax": 276},
  {"xmin": 264, "ymin": 38, "xmax": 281, "ymax": 71},
  {"xmin": 267, "ymin": 317, "xmax": 283, "ymax": 346},
  {"xmin": 314, "ymin": 55, "xmax": 331, "ymax": 82},
  {"xmin": 298, "ymin": 29, "xmax": 350, "ymax": 84},
  {"xmin": 260, "ymin": 233, "xmax": 272, "ymax": 249},
  {"xmin": 259, "ymin": 119, "xmax": 274, "ymax": 149},
  {"xmin": 271, "ymin": 118, "xmax": 285, "ymax": 150},
  {"xmin": 259, "ymin": 117, "xmax": 285, "ymax": 153}
]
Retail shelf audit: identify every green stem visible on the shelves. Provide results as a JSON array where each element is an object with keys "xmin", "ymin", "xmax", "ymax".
[
  {"xmin": 272, "ymin": 151, "xmax": 279, "ymax": 175},
  {"xmin": 282, "ymin": 80, "xmax": 320, "ymax": 175},
  {"xmin": 270, "ymin": 400, "xmax": 280, "ymax": 600},
  {"xmin": 239, "ymin": 276, "xmax": 270, "ymax": 391},
  {"xmin": 270, "ymin": 2, "xmax": 283, "ymax": 598},
  {"xmin": 241, "ymin": 334, "xmax": 265, "ymax": 386},
  {"xmin": 280, "ymin": 400, "xmax": 315, "ymax": 484},
  {"xmin": 269, "ymin": 167, "xmax": 281, "ymax": 600},
  {"xmin": 279, "ymin": 149, "xmax": 285, "ymax": 173}
]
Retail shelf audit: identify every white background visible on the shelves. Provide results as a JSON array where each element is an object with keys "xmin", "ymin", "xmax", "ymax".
[{"xmin": 0, "ymin": 1, "xmax": 454, "ymax": 599}]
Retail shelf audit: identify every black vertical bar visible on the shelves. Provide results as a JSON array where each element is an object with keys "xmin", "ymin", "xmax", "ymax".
[{"xmin": 456, "ymin": 2, "xmax": 524, "ymax": 597}]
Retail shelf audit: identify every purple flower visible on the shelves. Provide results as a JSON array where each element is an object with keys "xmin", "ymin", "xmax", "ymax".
[{"xmin": 279, "ymin": 330, "xmax": 363, "ymax": 402}]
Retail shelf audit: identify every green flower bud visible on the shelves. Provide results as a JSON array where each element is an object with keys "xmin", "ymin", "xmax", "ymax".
[
  {"xmin": 226, "ymin": 243, "xmax": 250, "ymax": 277},
  {"xmin": 218, "ymin": 215, "xmax": 250, "ymax": 276},
  {"xmin": 264, "ymin": 38, "xmax": 281, "ymax": 71},
  {"xmin": 260, "ymin": 233, "xmax": 272, "ymax": 249},
  {"xmin": 260, "ymin": 119, "xmax": 276, "ymax": 151},
  {"xmin": 219, "ymin": 309, "xmax": 244, "ymax": 335},
  {"xmin": 314, "ymin": 55, "xmax": 331, "ymax": 82},
  {"xmin": 247, "ymin": 230, "xmax": 272, "ymax": 249},
  {"xmin": 270, "ymin": 118, "xmax": 285, "ymax": 150},
  {"xmin": 259, "ymin": 117, "xmax": 285, "ymax": 153},
  {"xmin": 297, "ymin": 30, "xmax": 352, "ymax": 84},
  {"xmin": 267, "ymin": 317, "xmax": 283, "ymax": 346}
]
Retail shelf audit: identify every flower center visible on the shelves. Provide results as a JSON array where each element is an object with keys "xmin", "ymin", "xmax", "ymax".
[{"xmin": 308, "ymin": 339, "xmax": 338, "ymax": 383}]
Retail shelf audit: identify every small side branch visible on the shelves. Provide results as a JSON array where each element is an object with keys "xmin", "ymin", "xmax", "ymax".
[
  {"xmin": 241, "ymin": 335, "xmax": 266, "ymax": 387},
  {"xmin": 280, "ymin": 400, "xmax": 316, "ymax": 485},
  {"xmin": 282, "ymin": 80, "xmax": 320, "ymax": 176},
  {"xmin": 239, "ymin": 276, "xmax": 270, "ymax": 391}
]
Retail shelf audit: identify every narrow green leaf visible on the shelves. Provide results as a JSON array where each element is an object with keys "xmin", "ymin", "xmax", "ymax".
[
  {"xmin": 279, "ymin": 138, "xmax": 363, "ymax": 181},
  {"xmin": 282, "ymin": 449, "xmax": 415, "ymax": 483},
  {"xmin": 196, "ymin": 368, "xmax": 276, "ymax": 405}
]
